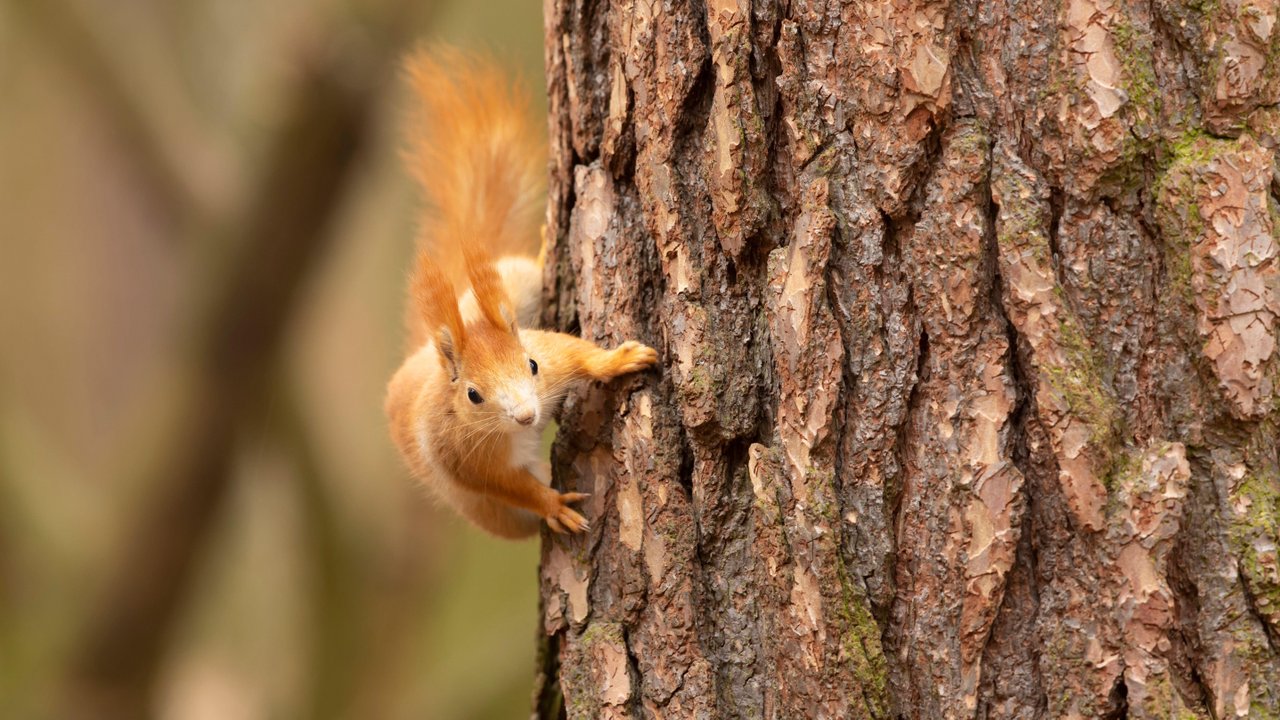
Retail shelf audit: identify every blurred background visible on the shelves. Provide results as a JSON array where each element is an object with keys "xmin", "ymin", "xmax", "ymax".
[{"xmin": 0, "ymin": 0, "xmax": 548, "ymax": 718}]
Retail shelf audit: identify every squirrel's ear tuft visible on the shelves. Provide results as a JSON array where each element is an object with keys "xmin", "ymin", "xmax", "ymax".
[
  {"xmin": 464, "ymin": 243, "xmax": 519, "ymax": 334},
  {"xmin": 411, "ymin": 253, "xmax": 466, "ymax": 376},
  {"xmin": 435, "ymin": 326, "xmax": 461, "ymax": 380}
]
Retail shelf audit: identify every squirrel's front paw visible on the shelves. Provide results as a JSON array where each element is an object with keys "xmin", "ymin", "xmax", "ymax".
[
  {"xmin": 543, "ymin": 492, "xmax": 590, "ymax": 534},
  {"xmin": 598, "ymin": 341, "xmax": 659, "ymax": 379}
]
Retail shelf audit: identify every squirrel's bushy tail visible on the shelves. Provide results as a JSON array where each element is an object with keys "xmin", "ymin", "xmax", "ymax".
[{"xmin": 404, "ymin": 48, "xmax": 545, "ymax": 291}]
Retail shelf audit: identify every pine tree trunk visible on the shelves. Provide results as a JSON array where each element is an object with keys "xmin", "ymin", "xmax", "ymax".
[{"xmin": 535, "ymin": 1, "xmax": 1280, "ymax": 718}]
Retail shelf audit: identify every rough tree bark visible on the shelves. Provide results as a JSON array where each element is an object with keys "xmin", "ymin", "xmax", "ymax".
[{"xmin": 535, "ymin": 0, "xmax": 1280, "ymax": 718}]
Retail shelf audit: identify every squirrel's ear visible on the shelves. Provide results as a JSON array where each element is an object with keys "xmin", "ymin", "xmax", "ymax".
[
  {"xmin": 463, "ymin": 244, "xmax": 519, "ymax": 335},
  {"xmin": 436, "ymin": 326, "xmax": 461, "ymax": 381},
  {"xmin": 411, "ymin": 253, "xmax": 467, "ymax": 375},
  {"xmin": 495, "ymin": 300, "xmax": 518, "ymax": 334}
]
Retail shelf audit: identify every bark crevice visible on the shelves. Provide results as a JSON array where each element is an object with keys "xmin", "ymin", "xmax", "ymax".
[{"xmin": 983, "ymin": 158, "xmax": 1048, "ymax": 714}]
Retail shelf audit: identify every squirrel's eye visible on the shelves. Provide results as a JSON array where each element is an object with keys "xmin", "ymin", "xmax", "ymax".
[
  {"xmin": 467, "ymin": 388, "xmax": 483, "ymax": 404},
  {"xmin": 529, "ymin": 358, "xmax": 538, "ymax": 376}
]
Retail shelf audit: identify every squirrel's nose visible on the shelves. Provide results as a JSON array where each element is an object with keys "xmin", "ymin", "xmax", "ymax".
[{"xmin": 513, "ymin": 408, "xmax": 536, "ymax": 426}]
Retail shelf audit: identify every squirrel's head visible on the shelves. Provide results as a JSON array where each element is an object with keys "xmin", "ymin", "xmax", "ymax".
[{"xmin": 413, "ymin": 248, "xmax": 541, "ymax": 433}]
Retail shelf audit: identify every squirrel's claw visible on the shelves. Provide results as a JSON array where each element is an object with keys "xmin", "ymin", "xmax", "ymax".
[
  {"xmin": 544, "ymin": 492, "xmax": 590, "ymax": 534},
  {"xmin": 557, "ymin": 505, "xmax": 589, "ymax": 533}
]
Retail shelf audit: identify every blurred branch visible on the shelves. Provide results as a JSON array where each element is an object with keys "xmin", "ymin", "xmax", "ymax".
[
  {"xmin": 56, "ymin": 44, "xmax": 392, "ymax": 720},
  {"xmin": 280, "ymin": 384, "xmax": 443, "ymax": 720},
  {"xmin": 8, "ymin": 0, "xmax": 214, "ymax": 220},
  {"xmin": 277, "ymin": 387, "xmax": 362, "ymax": 720}
]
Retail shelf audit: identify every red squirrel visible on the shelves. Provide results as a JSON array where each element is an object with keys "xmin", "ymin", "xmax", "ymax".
[{"xmin": 385, "ymin": 49, "xmax": 658, "ymax": 538}]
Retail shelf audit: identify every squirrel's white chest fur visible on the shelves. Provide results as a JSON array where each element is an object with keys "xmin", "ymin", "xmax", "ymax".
[{"xmin": 508, "ymin": 425, "xmax": 548, "ymax": 484}]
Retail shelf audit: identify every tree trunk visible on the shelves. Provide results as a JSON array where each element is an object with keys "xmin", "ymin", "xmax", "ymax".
[{"xmin": 535, "ymin": 1, "xmax": 1280, "ymax": 718}]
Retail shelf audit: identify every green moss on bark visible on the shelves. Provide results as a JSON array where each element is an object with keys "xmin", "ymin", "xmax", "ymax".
[{"xmin": 835, "ymin": 561, "xmax": 889, "ymax": 719}]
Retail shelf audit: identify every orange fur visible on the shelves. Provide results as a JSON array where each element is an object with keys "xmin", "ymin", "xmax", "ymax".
[
  {"xmin": 464, "ymin": 244, "xmax": 517, "ymax": 332},
  {"xmin": 403, "ymin": 47, "xmax": 544, "ymax": 290},
  {"xmin": 410, "ymin": 254, "xmax": 466, "ymax": 373},
  {"xmin": 386, "ymin": 48, "xmax": 659, "ymax": 539}
]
